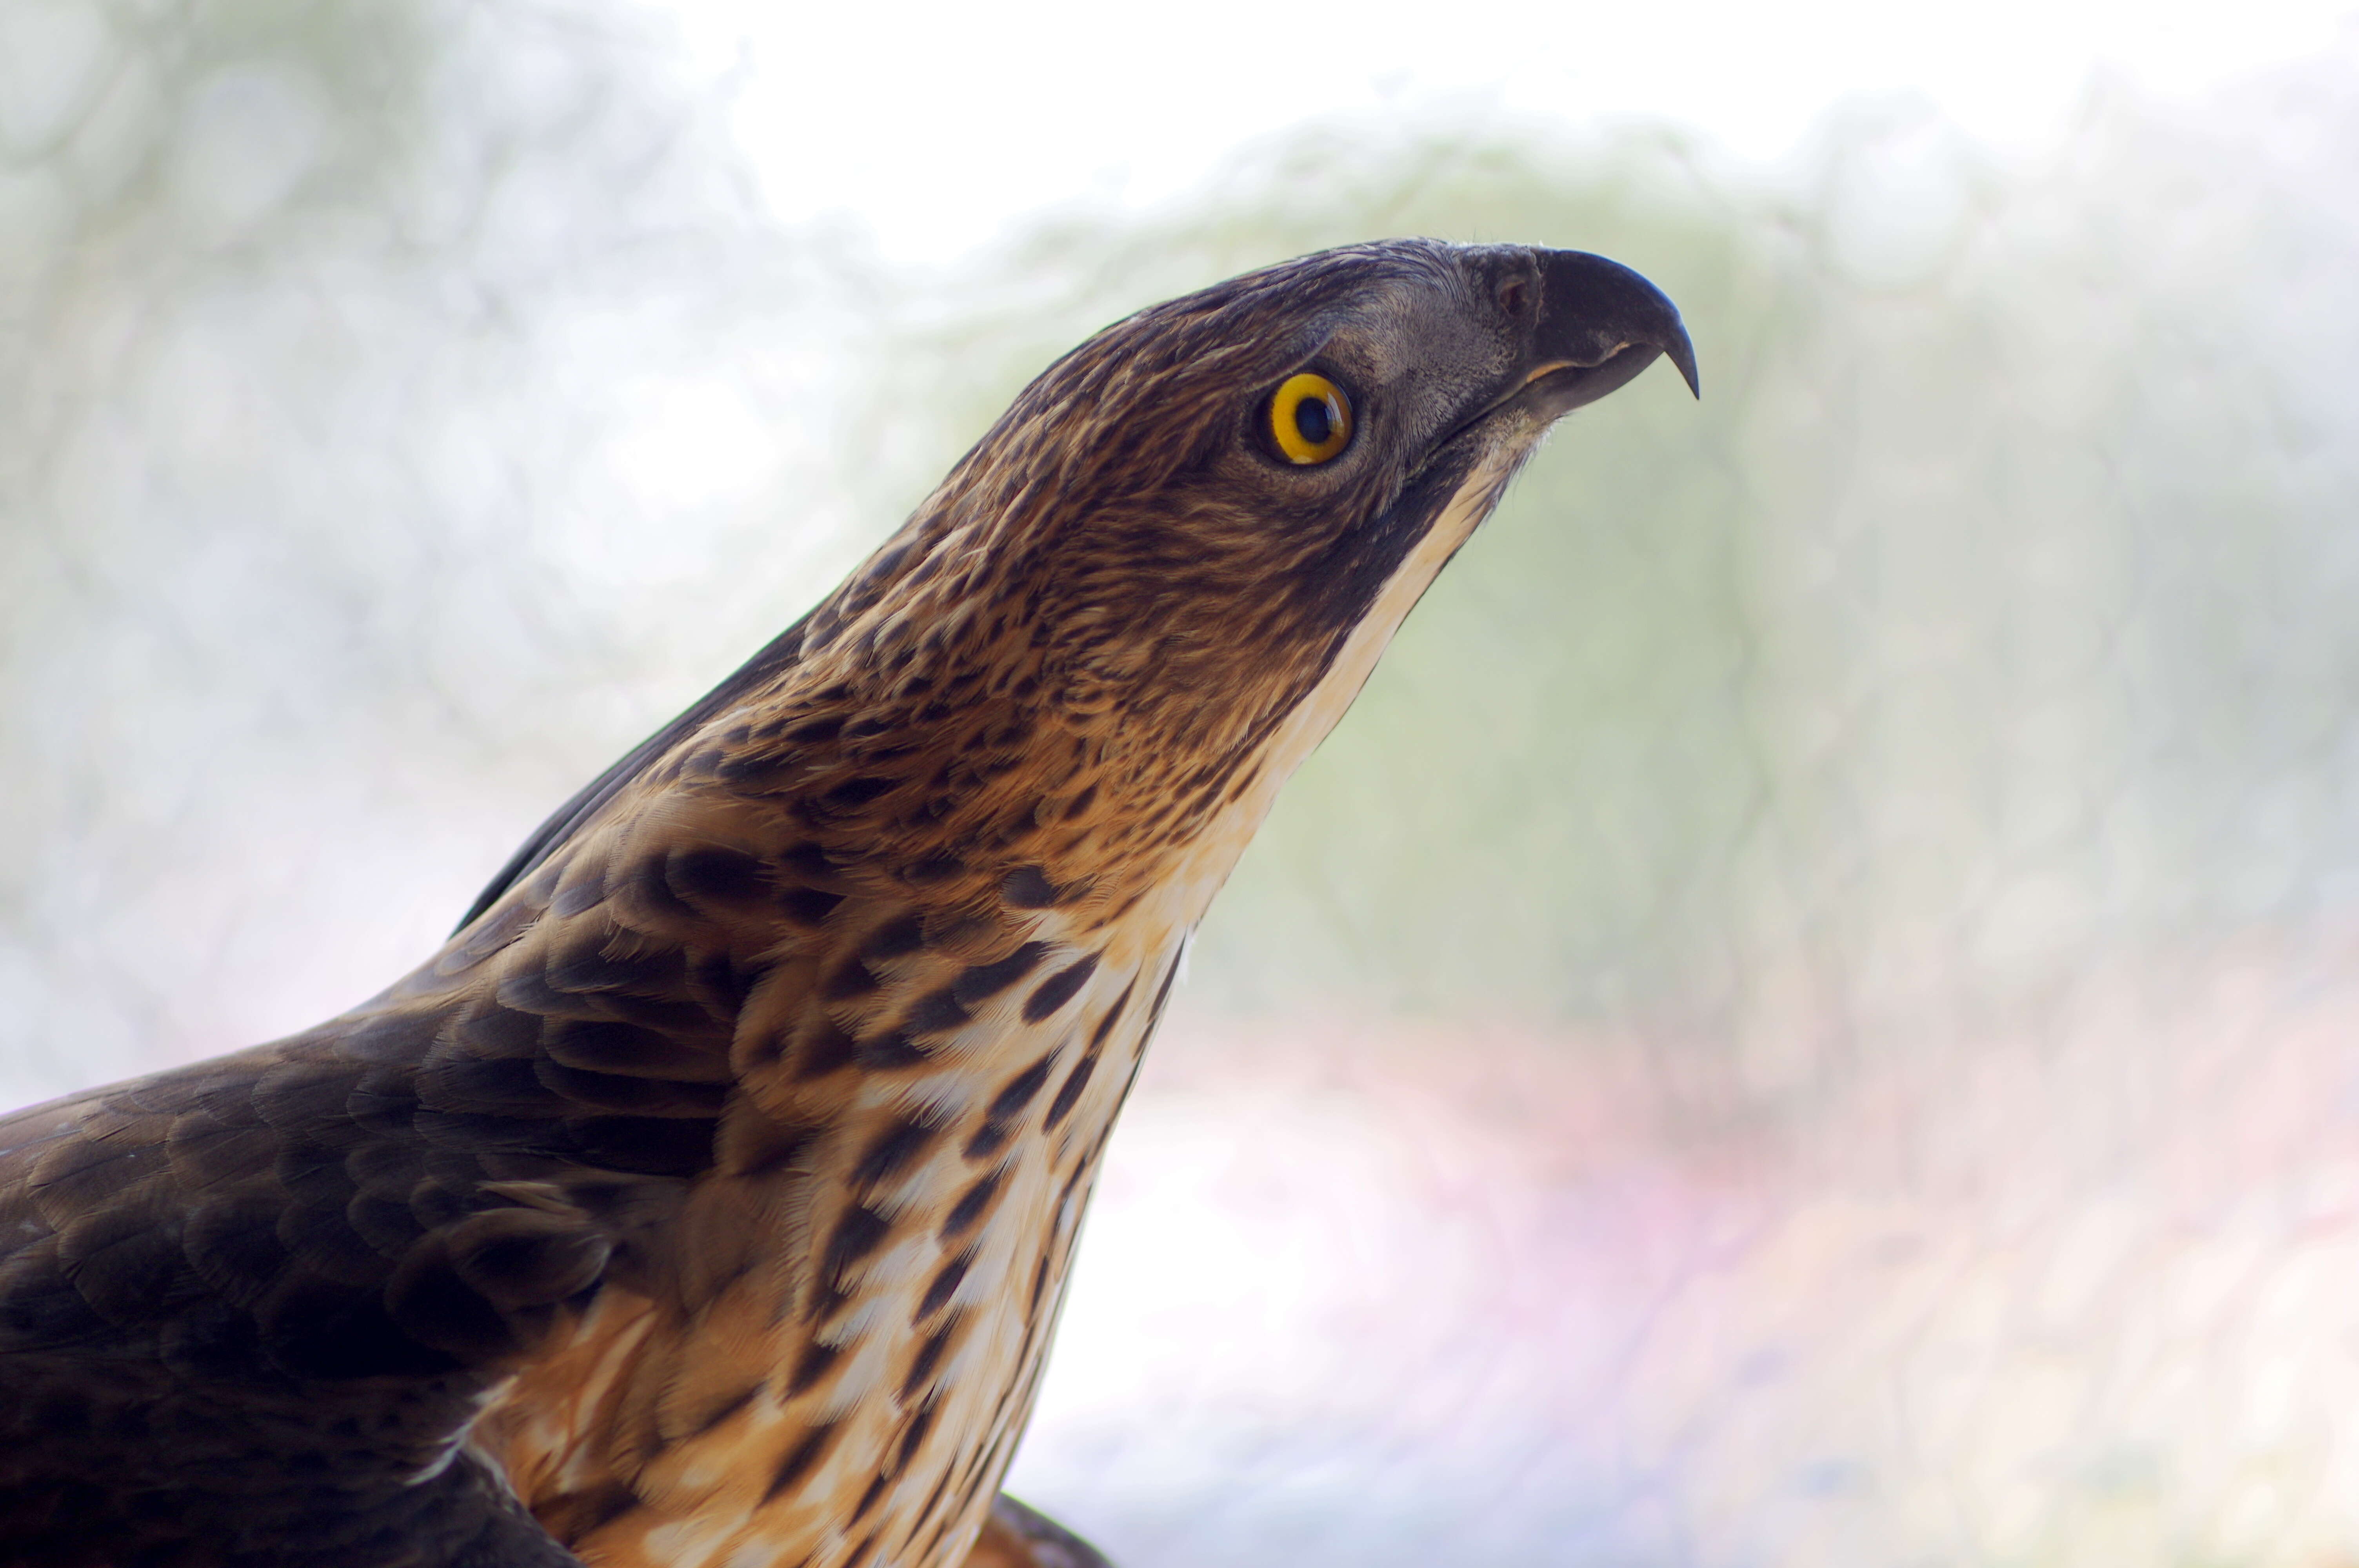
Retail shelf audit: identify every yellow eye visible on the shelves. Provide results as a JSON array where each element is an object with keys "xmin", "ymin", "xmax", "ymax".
[{"xmin": 1268, "ymin": 372, "xmax": 1353, "ymax": 465}]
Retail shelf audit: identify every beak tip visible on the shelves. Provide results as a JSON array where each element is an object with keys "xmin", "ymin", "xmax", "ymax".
[{"xmin": 1666, "ymin": 328, "xmax": 1701, "ymax": 400}]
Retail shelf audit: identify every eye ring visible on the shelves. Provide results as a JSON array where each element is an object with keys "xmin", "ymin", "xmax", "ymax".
[{"xmin": 1267, "ymin": 372, "xmax": 1354, "ymax": 465}]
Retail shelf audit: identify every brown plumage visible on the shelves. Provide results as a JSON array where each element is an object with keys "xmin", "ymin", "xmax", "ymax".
[{"xmin": 0, "ymin": 239, "xmax": 1694, "ymax": 1568}]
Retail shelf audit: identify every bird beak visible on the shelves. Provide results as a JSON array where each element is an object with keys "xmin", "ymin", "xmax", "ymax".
[{"xmin": 1520, "ymin": 248, "xmax": 1699, "ymax": 412}]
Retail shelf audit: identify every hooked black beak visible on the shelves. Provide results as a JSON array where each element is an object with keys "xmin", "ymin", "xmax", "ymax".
[{"xmin": 1523, "ymin": 248, "xmax": 1699, "ymax": 413}]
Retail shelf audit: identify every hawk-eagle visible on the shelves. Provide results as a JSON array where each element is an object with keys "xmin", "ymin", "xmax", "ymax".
[{"xmin": 0, "ymin": 240, "xmax": 1694, "ymax": 1568}]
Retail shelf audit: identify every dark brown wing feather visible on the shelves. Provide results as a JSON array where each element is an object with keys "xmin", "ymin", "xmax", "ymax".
[
  {"xmin": 0, "ymin": 737, "xmax": 1117, "ymax": 1568},
  {"xmin": 0, "ymin": 855, "xmax": 721, "ymax": 1564}
]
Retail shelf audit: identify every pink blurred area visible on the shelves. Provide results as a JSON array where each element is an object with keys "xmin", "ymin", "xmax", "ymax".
[{"xmin": 1014, "ymin": 931, "xmax": 2359, "ymax": 1565}]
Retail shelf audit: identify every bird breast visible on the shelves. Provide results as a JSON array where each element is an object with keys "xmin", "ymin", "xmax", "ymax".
[{"xmin": 465, "ymin": 857, "xmax": 1182, "ymax": 1568}]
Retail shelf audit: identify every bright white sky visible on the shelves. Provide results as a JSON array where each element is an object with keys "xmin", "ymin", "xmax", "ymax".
[{"xmin": 656, "ymin": 0, "xmax": 2358, "ymax": 264}]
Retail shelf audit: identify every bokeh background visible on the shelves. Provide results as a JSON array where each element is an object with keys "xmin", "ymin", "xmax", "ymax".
[{"xmin": 8, "ymin": 2, "xmax": 2359, "ymax": 1563}]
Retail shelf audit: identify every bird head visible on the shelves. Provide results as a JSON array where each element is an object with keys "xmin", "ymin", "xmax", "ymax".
[
  {"xmin": 782, "ymin": 242, "xmax": 1694, "ymax": 883},
  {"xmin": 459, "ymin": 240, "xmax": 1694, "ymax": 935}
]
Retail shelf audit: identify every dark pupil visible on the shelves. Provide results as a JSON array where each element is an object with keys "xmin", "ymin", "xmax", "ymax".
[{"xmin": 1293, "ymin": 394, "xmax": 1332, "ymax": 446}]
